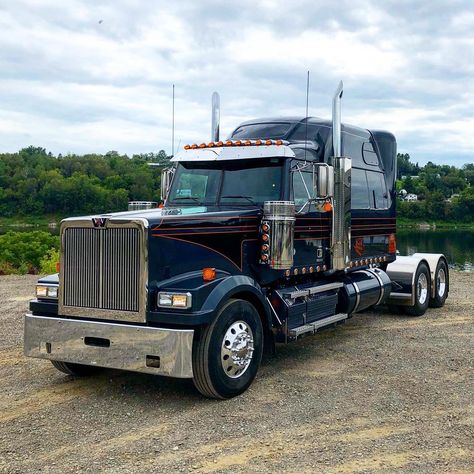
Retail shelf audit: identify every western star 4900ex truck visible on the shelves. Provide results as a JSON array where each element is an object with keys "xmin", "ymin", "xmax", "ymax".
[{"xmin": 25, "ymin": 84, "xmax": 449, "ymax": 399}]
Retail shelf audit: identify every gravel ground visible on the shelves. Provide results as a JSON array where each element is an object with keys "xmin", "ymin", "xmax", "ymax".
[{"xmin": 0, "ymin": 272, "xmax": 472, "ymax": 473}]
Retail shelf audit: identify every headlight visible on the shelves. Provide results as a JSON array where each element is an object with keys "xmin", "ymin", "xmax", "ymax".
[
  {"xmin": 157, "ymin": 292, "xmax": 192, "ymax": 309},
  {"xmin": 36, "ymin": 285, "xmax": 58, "ymax": 300}
]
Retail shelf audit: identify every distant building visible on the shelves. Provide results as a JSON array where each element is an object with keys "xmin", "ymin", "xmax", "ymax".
[{"xmin": 404, "ymin": 193, "xmax": 418, "ymax": 202}]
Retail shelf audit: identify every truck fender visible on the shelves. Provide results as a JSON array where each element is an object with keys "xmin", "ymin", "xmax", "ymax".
[
  {"xmin": 200, "ymin": 275, "xmax": 273, "ymax": 333},
  {"xmin": 386, "ymin": 253, "xmax": 447, "ymax": 305}
]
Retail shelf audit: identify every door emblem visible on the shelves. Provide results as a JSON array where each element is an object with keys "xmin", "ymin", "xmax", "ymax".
[{"xmin": 354, "ymin": 238, "xmax": 365, "ymax": 256}]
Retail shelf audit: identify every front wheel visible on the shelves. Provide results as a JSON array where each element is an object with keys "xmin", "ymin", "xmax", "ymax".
[{"xmin": 192, "ymin": 299, "xmax": 263, "ymax": 399}]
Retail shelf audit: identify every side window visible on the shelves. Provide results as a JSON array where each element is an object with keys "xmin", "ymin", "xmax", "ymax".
[
  {"xmin": 351, "ymin": 168, "xmax": 370, "ymax": 208},
  {"xmin": 292, "ymin": 171, "xmax": 313, "ymax": 209},
  {"xmin": 342, "ymin": 133, "xmax": 364, "ymax": 167},
  {"xmin": 362, "ymin": 142, "xmax": 379, "ymax": 166},
  {"xmin": 366, "ymin": 171, "xmax": 388, "ymax": 209}
]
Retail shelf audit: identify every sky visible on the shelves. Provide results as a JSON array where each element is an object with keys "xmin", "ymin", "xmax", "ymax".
[{"xmin": 0, "ymin": 0, "xmax": 473, "ymax": 166}]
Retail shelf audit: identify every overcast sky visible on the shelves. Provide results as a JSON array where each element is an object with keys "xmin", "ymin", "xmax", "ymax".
[{"xmin": 0, "ymin": 0, "xmax": 473, "ymax": 166}]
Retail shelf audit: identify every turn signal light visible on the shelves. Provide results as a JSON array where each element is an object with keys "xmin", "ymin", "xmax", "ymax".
[
  {"xmin": 55, "ymin": 262, "xmax": 60, "ymax": 273},
  {"xmin": 202, "ymin": 267, "xmax": 216, "ymax": 281}
]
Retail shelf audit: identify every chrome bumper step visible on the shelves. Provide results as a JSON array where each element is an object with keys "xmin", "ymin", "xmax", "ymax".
[{"xmin": 288, "ymin": 313, "xmax": 348, "ymax": 338}]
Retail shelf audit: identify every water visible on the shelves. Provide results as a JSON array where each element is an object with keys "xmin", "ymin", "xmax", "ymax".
[
  {"xmin": 1, "ymin": 226, "xmax": 473, "ymax": 271},
  {"xmin": 397, "ymin": 229, "xmax": 473, "ymax": 272}
]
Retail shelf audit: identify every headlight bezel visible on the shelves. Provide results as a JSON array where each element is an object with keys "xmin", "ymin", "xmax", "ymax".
[
  {"xmin": 35, "ymin": 284, "xmax": 59, "ymax": 300},
  {"xmin": 157, "ymin": 291, "xmax": 192, "ymax": 310}
]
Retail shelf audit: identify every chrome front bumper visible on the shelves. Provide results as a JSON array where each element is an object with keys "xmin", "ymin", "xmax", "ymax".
[{"xmin": 24, "ymin": 314, "xmax": 194, "ymax": 378}]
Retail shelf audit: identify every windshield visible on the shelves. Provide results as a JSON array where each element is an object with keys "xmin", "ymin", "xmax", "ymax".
[{"xmin": 167, "ymin": 158, "xmax": 283, "ymax": 206}]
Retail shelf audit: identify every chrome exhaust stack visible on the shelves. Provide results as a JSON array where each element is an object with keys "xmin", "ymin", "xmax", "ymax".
[
  {"xmin": 211, "ymin": 92, "xmax": 220, "ymax": 142},
  {"xmin": 331, "ymin": 81, "xmax": 351, "ymax": 271}
]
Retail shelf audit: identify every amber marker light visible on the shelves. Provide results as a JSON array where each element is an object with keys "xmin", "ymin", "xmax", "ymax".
[
  {"xmin": 234, "ymin": 140, "xmax": 242, "ymax": 146},
  {"xmin": 207, "ymin": 142, "xmax": 215, "ymax": 147},
  {"xmin": 199, "ymin": 143, "xmax": 206, "ymax": 148},
  {"xmin": 191, "ymin": 144, "xmax": 198, "ymax": 149},
  {"xmin": 244, "ymin": 140, "xmax": 252, "ymax": 146},
  {"xmin": 323, "ymin": 202, "xmax": 333, "ymax": 212},
  {"xmin": 261, "ymin": 223, "xmax": 270, "ymax": 232},
  {"xmin": 265, "ymin": 139, "xmax": 273, "ymax": 146},
  {"xmin": 216, "ymin": 141, "xmax": 224, "ymax": 147},
  {"xmin": 202, "ymin": 267, "xmax": 216, "ymax": 282},
  {"xmin": 388, "ymin": 234, "xmax": 397, "ymax": 253},
  {"xmin": 261, "ymin": 254, "xmax": 268, "ymax": 262},
  {"xmin": 275, "ymin": 139, "xmax": 283, "ymax": 145},
  {"xmin": 255, "ymin": 139, "xmax": 262, "ymax": 145},
  {"xmin": 261, "ymin": 234, "xmax": 269, "ymax": 242},
  {"xmin": 225, "ymin": 140, "xmax": 233, "ymax": 146},
  {"xmin": 184, "ymin": 144, "xmax": 191, "ymax": 150},
  {"xmin": 56, "ymin": 262, "xmax": 60, "ymax": 273}
]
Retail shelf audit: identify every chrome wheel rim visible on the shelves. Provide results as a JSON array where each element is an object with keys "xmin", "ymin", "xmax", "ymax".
[
  {"xmin": 437, "ymin": 268, "xmax": 446, "ymax": 298},
  {"xmin": 221, "ymin": 320, "xmax": 254, "ymax": 379},
  {"xmin": 417, "ymin": 272, "xmax": 428, "ymax": 305}
]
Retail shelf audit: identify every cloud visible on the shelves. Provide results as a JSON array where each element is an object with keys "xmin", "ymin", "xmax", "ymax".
[{"xmin": 0, "ymin": 0, "xmax": 472, "ymax": 166}]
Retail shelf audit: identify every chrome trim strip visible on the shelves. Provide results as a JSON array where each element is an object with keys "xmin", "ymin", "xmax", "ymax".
[
  {"xmin": 364, "ymin": 269, "xmax": 385, "ymax": 306},
  {"xmin": 352, "ymin": 280, "xmax": 361, "ymax": 313},
  {"xmin": 24, "ymin": 314, "xmax": 194, "ymax": 378}
]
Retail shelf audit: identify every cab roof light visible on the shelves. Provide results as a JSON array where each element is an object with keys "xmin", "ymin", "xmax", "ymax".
[{"xmin": 182, "ymin": 139, "xmax": 287, "ymax": 150}]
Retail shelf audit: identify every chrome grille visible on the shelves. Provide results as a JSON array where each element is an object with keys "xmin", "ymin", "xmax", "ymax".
[{"xmin": 60, "ymin": 224, "xmax": 146, "ymax": 322}]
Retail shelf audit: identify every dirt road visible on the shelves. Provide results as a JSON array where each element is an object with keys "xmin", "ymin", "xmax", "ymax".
[{"xmin": 0, "ymin": 273, "xmax": 473, "ymax": 473}]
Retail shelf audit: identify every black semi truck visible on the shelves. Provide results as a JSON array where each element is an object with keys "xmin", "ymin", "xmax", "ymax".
[{"xmin": 25, "ymin": 83, "xmax": 449, "ymax": 399}]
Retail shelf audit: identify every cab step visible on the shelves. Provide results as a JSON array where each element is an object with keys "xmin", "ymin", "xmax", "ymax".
[{"xmin": 288, "ymin": 313, "xmax": 348, "ymax": 339}]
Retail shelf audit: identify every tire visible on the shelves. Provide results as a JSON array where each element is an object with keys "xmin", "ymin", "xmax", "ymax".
[
  {"xmin": 51, "ymin": 360, "xmax": 101, "ymax": 376},
  {"xmin": 429, "ymin": 259, "xmax": 449, "ymax": 308},
  {"xmin": 404, "ymin": 262, "xmax": 431, "ymax": 317},
  {"xmin": 192, "ymin": 298, "xmax": 263, "ymax": 399}
]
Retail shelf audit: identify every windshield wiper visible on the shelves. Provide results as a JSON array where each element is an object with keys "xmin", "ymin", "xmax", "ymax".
[
  {"xmin": 221, "ymin": 195, "xmax": 256, "ymax": 204},
  {"xmin": 173, "ymin": 196, "xmax": 201, "ymax": 203}
]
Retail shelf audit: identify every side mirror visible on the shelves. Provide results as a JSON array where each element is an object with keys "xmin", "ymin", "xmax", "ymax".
[
  {"xmin": 161, "ymin": 167, "xmax": 175, "ymax": 201},
  {"xmin": 314, "ymin": 164, "xmax": 334, "ymax": 199}
]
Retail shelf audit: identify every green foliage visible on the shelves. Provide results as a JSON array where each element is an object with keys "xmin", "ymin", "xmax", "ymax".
[
  {"xmin": 0, "ymin": 231, "xmax": 59, "ymax": 274},
  {"xmin": 0, "ymin": 147, "xmax": 170, "ymax": 218},
  {"xmin": 397, "ymin": 155, "xmax": 474, "ymax": 223},
  {"xmin": 39, "ymin": 248, "xmax": 60, "ymax": 275}
]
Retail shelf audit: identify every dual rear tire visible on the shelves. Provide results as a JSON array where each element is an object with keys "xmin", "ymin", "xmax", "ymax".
[{"xmin": 405, "ymin": 259, "xmax": 448, "ymax": 316}]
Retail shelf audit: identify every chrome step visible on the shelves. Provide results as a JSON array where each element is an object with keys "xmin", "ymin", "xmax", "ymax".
[{"xmin": 288, "ymin": 313, "xmax": 348, "ymax": 338}]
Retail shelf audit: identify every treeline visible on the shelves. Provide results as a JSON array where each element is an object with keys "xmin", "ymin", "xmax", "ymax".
[
  {"xmin": 0, "ymin": 146, "xmax": 170, "ymax": 218},
  {"xmin": 0, "ymin": 147, "xmax": 472, "ymax": 223},
  {"xmin": 397, "ymin": 154, "xmax": 474, "ymax": 223}
]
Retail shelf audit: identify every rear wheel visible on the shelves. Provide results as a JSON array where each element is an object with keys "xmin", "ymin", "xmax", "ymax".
[
  {"xmin": 192, "ymin": 299, "xmax": 263, "ymax": 399},
  {"xmin": 429, "ymin": 259, "xmax": 449, "ymax": 308},
  {"xmin": 404, "ymin": 262, "xmax": 431, "ymax": 317},
  {"xmin": 51, "ymin": 360, "xmax": 101, "ymax": 376}
]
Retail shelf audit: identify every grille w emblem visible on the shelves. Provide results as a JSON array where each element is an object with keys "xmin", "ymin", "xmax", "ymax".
[{"xmin": 59, "ymin": 221, "xmax": 147, "ymax": 323}]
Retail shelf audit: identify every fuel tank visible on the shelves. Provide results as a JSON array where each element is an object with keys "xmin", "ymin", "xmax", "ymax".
[{"xmin": 338, "ymin": 268, "xmax": 392, "ymax": 315}]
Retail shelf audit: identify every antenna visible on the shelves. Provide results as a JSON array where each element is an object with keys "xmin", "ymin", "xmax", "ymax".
[
  {"xmin": 171, "ymin": 84, "xmax": 175, "ymax": 157},
  {"xmin": 304, "ymin": 70, "xmax": 310, "ymax": 161}
]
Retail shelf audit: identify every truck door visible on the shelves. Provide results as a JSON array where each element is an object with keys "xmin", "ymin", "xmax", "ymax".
[{"xmin": 290, "ymin": 158, "xmax": 329, "ymax": 270}]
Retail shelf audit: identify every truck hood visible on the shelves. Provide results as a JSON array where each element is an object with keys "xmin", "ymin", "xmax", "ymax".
[{"xmin": 62, "ymin": 205, "xmax": 262, "ymax": 229}]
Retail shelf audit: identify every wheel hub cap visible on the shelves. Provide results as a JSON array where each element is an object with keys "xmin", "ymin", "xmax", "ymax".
[
  {"xmin": 437, "ymin": 268, "xmax": 446, "ymax": 297},
  {"xmin": 221, "ymin": 321, "xmax": 254, "ymax": 379},
  {"xmin": 417, "ymin": 272, "xmax": 428, "ymax": 305}
]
